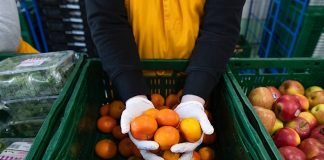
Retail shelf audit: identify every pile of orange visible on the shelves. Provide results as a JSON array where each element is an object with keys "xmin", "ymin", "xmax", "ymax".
[{"xmin": 94, "ymin": 92, "xmax": 217, "ymax": 160}]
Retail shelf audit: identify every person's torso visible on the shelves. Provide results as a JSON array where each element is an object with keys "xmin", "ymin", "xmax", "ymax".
[{"xmin": 125, "ymin": 0, "xmax": 205, "ymax": 59}]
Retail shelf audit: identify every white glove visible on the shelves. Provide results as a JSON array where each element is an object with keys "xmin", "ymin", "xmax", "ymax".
[
  {"xmin": 171, "ymin": 95, "xmax": 214, "ymax": 159},
  {"xmin": 120, "ymin": 95, "xmax": 161, "ymax": 159},
  {"xmin": 129, "ymin": 133, "xmax": 163, "ymax": 160}
]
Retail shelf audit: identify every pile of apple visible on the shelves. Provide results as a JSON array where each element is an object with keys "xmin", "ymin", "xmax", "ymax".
[{"xmin": 248, "ymin": 80, "xmax": 324, "ymax": 160}]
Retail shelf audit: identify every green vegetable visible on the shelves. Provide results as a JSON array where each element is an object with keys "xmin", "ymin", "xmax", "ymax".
[{"xmin": 0, "ymin": 51, "xmax": 76, "ymax": 100}]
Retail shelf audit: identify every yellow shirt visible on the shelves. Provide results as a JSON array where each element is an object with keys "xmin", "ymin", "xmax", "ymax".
[
  {"xmin": 125, "ymin": 0, "xmax": 205, "ymax": 59},
  {"xmin": 16, "ymin": 38, "xmax": 38, "ymax": 54}
]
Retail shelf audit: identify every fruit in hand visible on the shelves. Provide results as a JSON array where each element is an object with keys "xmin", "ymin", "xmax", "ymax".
[
  {"xmin": 286, "ymin": 117, "xmax": 311, "ymax": 139},
  {"xmin": 131, "ymin": 115, "xmax": 158, "ymax": 140},
  {"xmin": 156, "ymin": 109, "xmax": 180, "ymax": 127},
  {"xmin": 154, "ymin": 126, "xmax": 180, "ymax": 150},
  {"xmin": 253, "ymin": 106, "xmax": 276, "ymax": 133},
  {"xmin": 248, "ymin": 87, "xmax": 274, "ymax": 110},
  {"xmin": 179, "ymin": 118, "xmax": 202, "ymax": 142},
  {"xmin": 279, "ymin": 80, "xmax": 304, "ymax": 95},
  {"xmin": 278, "ymin": 146, "xmax": 306, "ymax": 160},
  {"xmin": 272, "ymin": 128, "xmax": 301, "ymax": 147},
  {"xmin": 273, "ymin": 95, "xmax": 301, "ymax": 122},
  {"xmin": 311, "ymin": 104, "xmax": 324, "ymax": 125}
]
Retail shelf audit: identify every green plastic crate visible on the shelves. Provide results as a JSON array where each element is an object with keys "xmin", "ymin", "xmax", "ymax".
[
  {"xmin": 293, "ymin": 6, "xmax": 324, "ymax": 57},
  {"xmin": 227, "ymin": 57, "xmax": 324, "ymax": 159},
  {"xmin": 42, "ymin": 59, "xmax": 273, "ymax": 160},
  {"xmin": 17, "ymin": 53, "xmax": 85, "ymax": 159}
]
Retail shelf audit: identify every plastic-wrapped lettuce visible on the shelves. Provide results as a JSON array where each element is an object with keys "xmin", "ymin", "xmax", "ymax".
[
  {"xmin": 0, "ymin": 119, "xmax": 44, "ymax": 138},
  {"xmin": 0, "ymin": 51, "xmax": 76, "ymax": 100},
  {"xmin": 0, "ymin": 96, "xmax": 57, "ymax": 121}
]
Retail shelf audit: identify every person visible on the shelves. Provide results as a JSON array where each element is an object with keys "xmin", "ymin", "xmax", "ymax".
[
  {"xmin": 86, "ymin": 0, "xmax": 245, "ymax": 159},
  {"xmin": 0, "ymin": 0, "xmax": 38, "ymax": 53}
]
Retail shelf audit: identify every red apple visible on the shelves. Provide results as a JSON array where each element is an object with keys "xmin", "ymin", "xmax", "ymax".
[
  {"xmin": 273, "ymin": 127, "xmax": 301, "ymax": 147},
  {"xmin": 273, "ymin": 95, "xmax": 301, "ymax": 122},
  {"xmin": 286, "ymin": 117, "xmax": 311, "ymax": 139},
  {"xmin": 253, "ymin": 106, "xmax": 276, "ymax": 133},
  {"xmin": 310, "ymin": 125, "xmax": 324, "ymax": 144},
  {"xmin": 308, "ymin": 91, "xmax": 324, "ymax": 109},
  {"xmin": 298, "ymin": 112, "xmax": 318, "ymax": 130},
  {"xmin": 293, "ymin": 94, "xmax": 310, "ymax": 111},
  {"xmin": 248, "ymin": 87, "xmax": 274, "ymax": 110},
  {"xmin": 279, "ymin": 80, "xmax": 305, "ymax": 95},
  {"xmin": 278, "ymin": 146, "xmax": 306, "ymax": 160},
  {"xmin": 267, "ymin": 86, "xmax": 281, "ymax": 101},
  {"xmin": 299, "ymin": 138, "xmax": 324, "ymax": 159}
]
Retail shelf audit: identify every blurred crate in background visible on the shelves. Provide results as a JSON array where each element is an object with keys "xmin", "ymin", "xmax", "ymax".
[
  {"xmin": 36, "ymin": 0, "xmax": 97, "ymax": 56},
  {"xmin": 259, "ymin": 0, "xmax": 324, "ymax": 58}
]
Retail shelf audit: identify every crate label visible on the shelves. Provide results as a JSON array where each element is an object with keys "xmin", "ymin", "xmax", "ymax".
[
  {"xmin": 16, "ymin": 58, "xmax": 49, "ymax": 67},
  {"xmin": 0, "ymin": 142, "xmax": 32, "ymax": 160}
]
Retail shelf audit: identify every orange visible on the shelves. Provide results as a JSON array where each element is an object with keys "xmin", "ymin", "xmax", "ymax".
[
  {"xmin": 100, "ymin": 103, "xmax": 110, "ymax": 116},
  {"xmin": 162, "ymin": 150, "xmax": 180, "ymax": 160},
  {"xmin": 95, "ymin": 139, "xmax": 117, "ymax": 159},
  {"xmin": 112, "ymin": 125, "xmax": 127, "ymax": 140},
  {"xmin": 97, "ymin": 116, "xmax": 117, "ymax": 133},
  {"xmin": 118, "ymin": 138, "xmax": 135, "ymax": 157},
  {"xmin": 151, "ymin": 93, "xmax": 165, "ymax": 107},
  {"xmin": 199, "ymin": 147, "xmax": 215, "ymax": 160},
  {"xmin": 156, "ymin": 109, "xmax": 180, "ymax": 127},
  {"xmin": 154, "ymin": 126, "xmax": 180, "ymax": 150},
  {"xmin": 192, "ymin": 151, "xmax": 201, "ymax": 160},
  {"xmin": 166, "ymin": 94, "xmax": 180, "ymax": 108},
  {"xmin": 109, "ymin": 100, "xmax": 125, "ymax": 119},
  {"xmin": 143, "ymin": 108, "xmax": 159, "ymax": 119},
  {"xmin": 203, "ymin": 133, "xmax": 216, "ymax": 145},
  {"xmin": 179, "ymin": 118, "xmax": 202, "ymax": 142},
  {"xmin": 131, "ymin": 115, "xmax": 158, "ymax": 140}
]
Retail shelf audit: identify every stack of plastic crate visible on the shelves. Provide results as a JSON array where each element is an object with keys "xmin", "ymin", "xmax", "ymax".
[
  {"xmin": 259, "ymin": 0, "xmax": 324, "ymax": 58},
  {"xmin": 37, "ymin": 0, "xmax": 96, "ymax": 56}
]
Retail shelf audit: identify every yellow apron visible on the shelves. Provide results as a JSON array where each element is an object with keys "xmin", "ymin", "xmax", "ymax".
[
  {"xmin": 125, "ymin": 0, "xmax": 205, "ymax": 59},
  {"xmin": 16, "ymin": 38, "xmax": 38, "ymax": 54}
]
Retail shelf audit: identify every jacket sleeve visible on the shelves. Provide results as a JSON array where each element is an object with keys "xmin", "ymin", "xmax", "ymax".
[
  {"xmin": 85, "ymin": 0, "xmax": 147, "ymax": 102},
  {"xmin": 183, "ymin": 0, "xmax": 245, "ymax": 101}
]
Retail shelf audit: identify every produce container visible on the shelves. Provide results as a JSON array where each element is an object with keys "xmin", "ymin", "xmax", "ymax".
[
  {"xmin": 42, "ymin": 59, "xmax": 272, "ymax": 160},
  {"xmin": 0, "ymin": 138, "xmax": 34, "ymax": 152},
  {"xmin": 0, "ymin": 96, "xmax": 58, "ymax": 122},
  {"xmin": 0, "ymin": 50, "xmax": 75, "ymax": 100},
  {"xmin": 20, "ymin": 52, "xmax": 85, "ymax": 160},
  {"xmin": 226, "ymin": 57, "xmax": 324, "ymax": 159}
]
